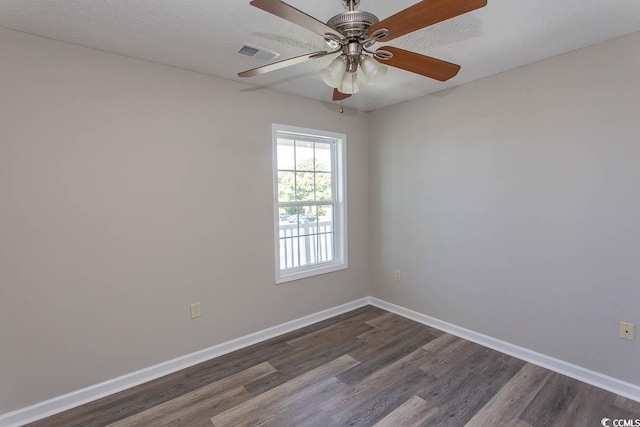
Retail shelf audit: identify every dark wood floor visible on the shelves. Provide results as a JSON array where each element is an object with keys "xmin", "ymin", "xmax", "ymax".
[{"xmin": 27, "ymin": 305, "xmax": 640, "ymax": 427}]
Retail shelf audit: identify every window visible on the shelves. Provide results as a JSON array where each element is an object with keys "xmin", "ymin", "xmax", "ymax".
[{"xmin": 272, "ymin": 124, "xmax": 347, "ymax": 283}]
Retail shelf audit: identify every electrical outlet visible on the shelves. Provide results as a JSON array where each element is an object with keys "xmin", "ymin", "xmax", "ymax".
[
  {"xmin": 394, "ymin": 270, "xmax": 401, "ymax": 282},
  {"xmin": 191, "ymin": 302, "xmax": 201, "ymax": 319},
  {"xmin": 620, "ymin": 322, "xmax": 635, "ymax": 341}
]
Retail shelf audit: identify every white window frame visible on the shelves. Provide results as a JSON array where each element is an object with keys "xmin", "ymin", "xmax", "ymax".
[{"xmin": 272, "ymin": 123, "xmax": 348, "ymax": 284}]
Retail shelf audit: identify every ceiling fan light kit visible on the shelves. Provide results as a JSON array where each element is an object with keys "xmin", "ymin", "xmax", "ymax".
[
  {"xmin": 321, "ymin": 57, "xmax": 348, "ymax": 88},
  {"xmin": 340, "ymin": 71, "xmax": 359, "ymax": 94},
  {"xmin": 360, "ymin": 55, "xmax": 387, "ymax": 85},
  {"xmin": 239, "ymin": 0, "xmax": 488, "ymax": 101}
]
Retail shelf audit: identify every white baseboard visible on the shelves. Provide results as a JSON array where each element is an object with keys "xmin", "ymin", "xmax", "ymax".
[
  {"xmin": 0, "ymin": 298, "xmax": 370, "ymax": 427},
  {"xmin": 3, "ymin": 296, "xmax": 639, "ymax": 427},
  {"xmin": 368, "ymin": 297, "xmax": 640, "ymax": 403}
]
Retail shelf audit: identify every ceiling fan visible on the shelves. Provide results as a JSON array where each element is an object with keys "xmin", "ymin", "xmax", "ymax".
[{"xmin": 238, "ymin": 0, "xmax": 487, "ymax": 101}]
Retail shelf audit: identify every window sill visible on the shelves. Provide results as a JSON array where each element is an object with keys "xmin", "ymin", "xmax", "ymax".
[{"xmin": 276, "ymin": 262, "xmax": 348, "ymax": 284}]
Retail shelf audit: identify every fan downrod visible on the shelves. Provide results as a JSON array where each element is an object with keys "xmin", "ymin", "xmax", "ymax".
[{"xmin": 341, "ymin": 0, "xmax": 360, "ymax": 11}]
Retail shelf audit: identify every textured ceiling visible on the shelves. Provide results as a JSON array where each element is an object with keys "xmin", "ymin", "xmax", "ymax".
[{"xmin": 1, "ymin": 0, "xmax": 639, "ymax": 111}]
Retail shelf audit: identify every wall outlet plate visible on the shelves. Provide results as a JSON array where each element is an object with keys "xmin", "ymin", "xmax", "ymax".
[
  {"xmin": 191, "ymin": 302, "xmax": 201, "ymax": 319},
  {"xmin": 394, "ymin": 270, "xmax": 401, "ymax": 282},
  {"xmin": 620, "ymin": 322, "xmax": 635, "ymax": 341}
]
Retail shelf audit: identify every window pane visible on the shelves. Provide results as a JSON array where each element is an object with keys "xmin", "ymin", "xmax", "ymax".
[
  {"xmin": 279, "ymin": 207, "xmax": 299, "ymax": 238},
  {"xmin": 277, "ymin": 139, "xmax": 295, "ymax": 170},
  {"xmin": 279, "ymin": 237, "xmax": 299, "ymax": 269},
  {"xmin": 295, "ymin": 140, "xmax": 314, "ymax": 171},
  {"xmin": 315, "ymin": 142, "xmax": 332, "ymax": 172},
  {"xmin": 315, "ymin": 172, "xmax": 332, "ymax": 201},
  {"xmin": 298, "ymin": 235, "xmax": 318, "ymax": 266},
  {"xmin": 298, "ymin": 206, "xmax": 317, "ymax": 237},
  {"xmin": 278, "ymin": 207, "xmax": 289, "ymax": 225},
  {"xmin": 295, "ymin": 172, "xmax": 315, "ymax": 201},
  {"xmin": 278, "ymin": 171, "xmax": 295, "ymax": 202},
  {"xmin": 318, "ymin": 205, "xmax": 334, "ymax": 232},
  {"xmin": 318, "ymin": 205, "xmax": 334, "ymax": 264},
  {"xmin": 301, "ymin": 205, "xmax": 317, "ymax": 223},
  {"xmin": 318, "ymin": 233, "xmax": 334, "ymax": 263}
]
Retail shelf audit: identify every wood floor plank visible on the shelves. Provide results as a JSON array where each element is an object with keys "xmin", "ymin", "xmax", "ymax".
[
  {"xmin": 421, "ymin": 332, "xmax": 467, "ymax": 354},
  {"xmin": 553, "ymin": 382, "xmax": 618, "ymax": 426},
  {"xmin": 372, "ymin": 395, "xmax": 438, "ymax": 427},
  {"xmin": 418, "ymin": 348, "xmax": 526, "ymax": 427},
  {"xmin": 464, "ymin": 363, "xmax": 553, "ymax": 427},
  {"xmin": 346, "ymin": 322, "xmax": 435, "ymax": 362},
  {"xmin": 420, "ymin": 336, "xmax": 480, "ymax": 378},
  {"xmin": 418, "ymin": 345, "xmax": 502, "ymax": 406},
  {"xmin": 517, "ymin": 372, "xmax": 581, "ymax": 427},
  {"xmin": 358, "ymin": 313, "xmax": 438, "ymax": 346},
  {"xmin": 210, "ymin": 354, "xmax": 358, "ymax": 427},
  {"xmin": 365, "ymin": 312, "xmax": 397, "ymax": 328},
  {"xmin": 339, "ymin": 325, "xmax": 438, "ymax": 386},
  {"xmin": 335, "ymin": 369, "xmax": 433, "ymax": 426},
  {"xmin": 275, "ymin": 305, "xmax": 386, "ymax": 343},
  {"xmin": 241, "ymin": 302, "xmax": 373, "ymax": 398},
  {"xmin": 356, "ymin": 320, "xmax": 413, "ymax": 346},
  {"xmin": 164, "ymin": 389, "xmax": 248, "ymax": 427},
  {"xmin": 614, "ymin": 395, "xmax": 640, "ymax": 413},
  {"xmin": 285, "ymin": 310, "xmax": 376, "ymax": 350},
  {"xmin": 269, "ymin": 338, "xmax": 358, "ymax": 371},
  {"xmin": 320, "ymin": 347, "xmax": 431, "ymax": 415},
  {"xmin": 250, "ymin": 376, "xmax": 349, "ymax": 427},
  {"xmin": 502, "ymin": 420, "xmax": 534, "ymax": 427},
  {"xmin": 290, "ymin": 409, "xmax": 337, "ymax": 427},
  {"xmin": 106, "ymin": 362, "xmax": 276, "ymax": 427},
  {"xmin": 157, "ymin": 386, "xmax": 249, "ymax": 427},
  {"xmin": 243, "ymin": 337, "xmax": 365, "ymax": 396}
]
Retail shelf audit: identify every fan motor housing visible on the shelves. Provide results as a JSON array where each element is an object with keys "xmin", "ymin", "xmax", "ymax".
[{"xmin": 327, "ymin": 10, "xmax": 379, "ymax": 39}]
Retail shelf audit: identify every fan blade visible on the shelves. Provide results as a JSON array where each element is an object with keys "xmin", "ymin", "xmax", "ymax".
[
  {"xmin": 369, "ymin": 0, "xmax": 487, "ymax": 42},
  {"xmin": 376, "ymin": 47, "xmax": 460, "ymax": 81},
  {"xmin": 238, "ymin": 51, "xmax": 332, "ymax": 77},
  {"xmin": 333, "ymin": 89, "xmax": 351, "ymax": 101},
  {"xmin": 250, "ymin": 0, "xmax": 343, "ymax": 39}
]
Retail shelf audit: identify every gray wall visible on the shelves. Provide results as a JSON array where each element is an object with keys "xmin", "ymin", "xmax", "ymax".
[
  {"xmin": 369, "ymin": 32, "xmax": 640, "ymax": 386},
  {"xmin": 0, "ymin": 27, "xmax": 370, "ymax": 414}
]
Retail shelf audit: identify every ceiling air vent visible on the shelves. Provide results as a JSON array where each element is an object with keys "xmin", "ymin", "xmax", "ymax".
[{"xmin": 237, "ymin": 43, "xmax": 280, "ymax": 62}]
